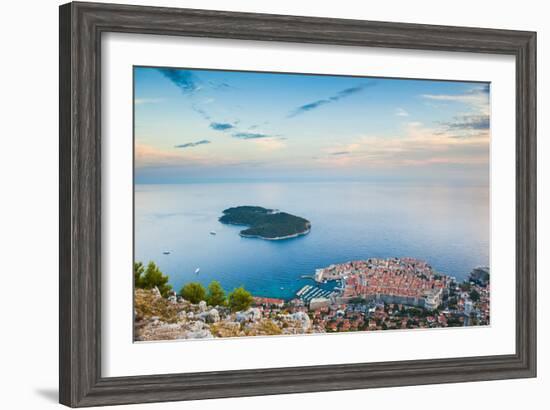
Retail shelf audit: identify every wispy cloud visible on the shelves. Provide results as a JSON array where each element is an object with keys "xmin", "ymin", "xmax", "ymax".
[
  {"xmin": 135, "ymin": 143, "xmax": 188, "ymax": 168},
  {"xmin": 319, "ymin": 121, "xmax": 489, "ymax": 169},
  {"xmin": 422, "ymin": 85, "xmax": 490, "ymax": 140},
  {"xmin": 208, "ymin": 81, "xmax": 231, "ymax": 90},
  {"xmin": 158, "ymin": 68, "xmax": 199, "ymax": 93},
  {"xmin": 288, "ymin": 82, "xmax": 375, "ymax": 118},
  {"xmin": 135, "ymin": 98, "xmax": 165, "ymax": 105},
  {"xmin": 395, "ymin": 108, "xmax": 409, "ymax": 117},
  {"xmin": 210, "ymin": 122, "xmax": 235, "ymax": 131},
  {"xmin": 421, "ymin": 85, "xmax": 490, "ymax": 114},
  {"xmin": 232, "ymin": 132, "xmax": 272, "ymax": 139},
  {"xmin": 174, "ymin": 140, "xmax": 211, "ymax": 148},
  {"xmin": 159, "ymin": 67, "xmax": 235, "ymax": 95},
  {"xmin": 191, "ymin": 104, "xmax": 211, "ymax": 121},
  {"xmin": 251, "ymin": 137, "xmax": 287, "ymax": 151},
  {"xmin": 136, "ymin": 143, "xmax": 242, "ymax": 169},
  {"xmin": 441, "ymin": 114, "xmax": 490, "ymax": 131}
]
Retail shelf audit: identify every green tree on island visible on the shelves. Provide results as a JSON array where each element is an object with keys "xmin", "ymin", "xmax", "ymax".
[
  {"xmin": 180, "ymin": 282, "xmax": 206, "ymax": 304},
  {"xmin": 134, "ymin": 261, "xmax": 172, "ymax": 297},
  {"xmin": 228, "ymin": 286, "xmax": 253, "ymax": 312},
  {"xmin": 206, "ymin": 281, "xmax": 226, "ymax": 306}
]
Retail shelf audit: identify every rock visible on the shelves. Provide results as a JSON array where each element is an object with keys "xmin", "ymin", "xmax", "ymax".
[
  {"xmin": 198, "ymin": 301, "xmax": 207, "ymax": 312},
  {"xmin": 183, "ymin": 320, "xmax": 213, "ymax": 338},
  {"xmin": 151, "ymin": 287, "xmax": 162, "ymax": 298},
  {"xmin": 186, "ymin": 329, "xmax": 213, "ymax": 339},
  {"xmin": 177, "ymin": 311, "xmax": 187, "ymax": 320},
  {"xmin": 168, "ymin": 295, "xmax": 177, "ymax": 304},
  {"xmin": 189, "ymin": 321, "xmax": 204, "ymax": 332},
  {"xmin": 199, "ymin": 308, "xmax": 220, "ymax": 323},
  {"xmin": 187, "ymin": 312, "xmax": 194, "ymax": 319},
  {"xmin": 291, "ymin": 311, "xmax": 312, "ymax": 331},
  {"xmin": 236, "ymin": 308, "xmax": 262, "ymax": 322}
]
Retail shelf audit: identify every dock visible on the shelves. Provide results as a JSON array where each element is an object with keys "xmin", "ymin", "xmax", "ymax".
[{"xmin": 295, "ymin": 284, "xmax": 335, "ymax": 302}]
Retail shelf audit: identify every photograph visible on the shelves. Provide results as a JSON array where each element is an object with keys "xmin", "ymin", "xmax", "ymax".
[{"xmin": 133, "ymin": 66, "xmax": 491, "ymax": 341}]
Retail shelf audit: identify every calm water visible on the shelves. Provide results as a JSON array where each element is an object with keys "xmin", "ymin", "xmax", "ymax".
[{"xmin": 135, "ymin": 182, "xmax": 489, "ymax": 299}]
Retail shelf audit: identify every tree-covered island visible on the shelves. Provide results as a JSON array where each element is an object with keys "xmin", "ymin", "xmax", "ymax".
[{"xmin": 219, "ymin": 206, "xmax": 311, "ymax": 240}]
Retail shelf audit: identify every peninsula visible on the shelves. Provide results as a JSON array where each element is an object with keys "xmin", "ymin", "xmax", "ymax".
[{"xmin": 219, "ymin": 206, "xmax": 311, "ymax": 240}]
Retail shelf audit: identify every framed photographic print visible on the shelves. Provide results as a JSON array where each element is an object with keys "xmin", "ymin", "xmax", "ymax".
[{"xmin": 59, "ymin": 1, "xmax": 536, "ymax": 407}]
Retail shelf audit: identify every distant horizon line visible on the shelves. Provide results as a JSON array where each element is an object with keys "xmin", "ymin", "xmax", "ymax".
[{"xmin": 134, "ymin": 177, "xmax": 489, "ymax": 187}]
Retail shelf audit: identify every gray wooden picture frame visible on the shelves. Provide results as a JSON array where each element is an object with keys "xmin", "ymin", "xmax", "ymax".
[{"xmin": 59, "ymin": 1, "xmax": 537, "ymax": 407}]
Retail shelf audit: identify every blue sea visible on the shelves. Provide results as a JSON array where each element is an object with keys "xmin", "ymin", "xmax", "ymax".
[{"xmin": 134, "ymin": 181, "xmax": 489, "ymax": 300}]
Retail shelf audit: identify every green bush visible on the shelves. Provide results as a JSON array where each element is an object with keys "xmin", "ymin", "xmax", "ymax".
[
  {"xmin": 206, "ymin": 281, "xmax": 226, "ymax": 306},
  {"xmin": 180, "ymin": 282, "xmax": 206, "ymax": 304},
  {"xmin": 134, "ymin": 262, "xmax": 145, "ymax": 288},
  {"xmin": 134, "ymin": 261, "xmax": 172, "ymax": 297},
  {"xmin": 228, "ymin": 287, "xmax": 253, "ymax": 312}
]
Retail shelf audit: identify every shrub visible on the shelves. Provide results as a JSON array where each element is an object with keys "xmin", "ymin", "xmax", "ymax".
[
  {"xmin": 228, "ymin": 287, "xmax": 253, "ymax": 312},
  {"xmin": 180, "ymin": 282, "xmax": 206, "ymax": 304},
  {"xmin": 206, "ymin": 281, "xmax": 226, "ymax": 306},
  {"xmin": 134, "ymin": 262, "xmax": 145, "ymax": 288},
  {"xmin": 134, "ymin": 261, "xmax": 172, "ymax": 297}
]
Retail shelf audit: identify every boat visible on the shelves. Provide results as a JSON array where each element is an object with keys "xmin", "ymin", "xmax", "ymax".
[
  {"xmin": 163, "ymin": 251, "xmax": 170, "ymax": 255},
  {"xmin": 210, "ymin": 231, "xmax": 217, "ymax": 235},
  {"xmin": 195, "ymin": 268, "xmax": 200, "ymax": 275}
]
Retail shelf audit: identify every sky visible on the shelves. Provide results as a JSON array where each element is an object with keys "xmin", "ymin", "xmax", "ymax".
[{"xmin": 134, "ymin": 66, "xmax": 490, "ymax": 184}]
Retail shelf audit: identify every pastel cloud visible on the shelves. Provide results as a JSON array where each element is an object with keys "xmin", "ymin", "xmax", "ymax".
[
  {"xmin": 319, "ymin": 121, "xmax": 489, "ymax": 169},
  {"xmin": 395, "ymin": 108, "xmax": 409, "ymax": 117},
  {"xmin": 422, "ymin": 85, "xmax": 490, "ymax": 115},
  {"xmin": 440, "ymin": 115, "xmax": 490, "ymax": 131},
  {"xmin": 136, "ymin": 143, "xmax": 238, "ymax": 169},
  {"xmin": 251, "ymin": 137, "xmax": 287, "ymax": 151},
  {"xmin": 135, "ymin": 143, "xmax": 189, "ymax": 168},
  {"xmin": 134, "ymin": 98, "xmax": 165, "ymax": 105}
]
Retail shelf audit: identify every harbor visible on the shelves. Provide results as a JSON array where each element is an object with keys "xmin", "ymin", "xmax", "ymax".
[{"xmin": 295, "ymin": 283, "xmax": 338, "ymax": 303}]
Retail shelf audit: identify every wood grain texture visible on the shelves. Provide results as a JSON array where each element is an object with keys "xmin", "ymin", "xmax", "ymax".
[{"xmin": 59, "ymin": 1, "xmax": 537, "ymax": 407}]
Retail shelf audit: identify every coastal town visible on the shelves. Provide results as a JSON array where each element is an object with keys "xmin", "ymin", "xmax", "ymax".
[
  {"xmin": 134, "ymin": 257, "xmax": 490, "ymax": 340},
  {"xmin": 288, "ymin": 258, "xmax": 489, "ymax": 332}
]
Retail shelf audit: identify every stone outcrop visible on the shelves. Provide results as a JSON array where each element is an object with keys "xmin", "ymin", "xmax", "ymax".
[{"xmin": 134, "ymin": 289, "xmax": 318, "ymax": 341}]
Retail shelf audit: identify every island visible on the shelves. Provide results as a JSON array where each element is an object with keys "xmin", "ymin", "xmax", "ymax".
[{"xmin": 219, "ymin": 206, "xmax": 311, "ymax": 240}]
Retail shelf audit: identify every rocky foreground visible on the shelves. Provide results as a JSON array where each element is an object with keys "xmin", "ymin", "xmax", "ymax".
[{"xmin": 134, "ymin": 288, "xmax": 319, "ymax": 341}]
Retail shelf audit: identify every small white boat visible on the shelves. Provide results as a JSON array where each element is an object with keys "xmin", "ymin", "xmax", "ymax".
[
  {"xmin": 210, "ymin": 231, "xmax": 217, "ymax": 235},
  {"xmin": 163, "ymin": 251, "xmax": 170, "ymax": 255},
  {"xmin": 195, "ymin": 268, "xmax": 200, "ymax": 275}
]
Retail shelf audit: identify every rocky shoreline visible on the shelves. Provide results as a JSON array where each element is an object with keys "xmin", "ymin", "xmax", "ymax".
[{"xmin": 239, "ymin": 226, "xmax": 311, "ymax": 241}]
